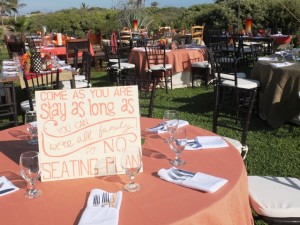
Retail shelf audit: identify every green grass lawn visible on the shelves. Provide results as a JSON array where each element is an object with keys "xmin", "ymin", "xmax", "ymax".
[{"xmin": 1, "ymin": 48, "xmax": 299, "ymax": 225}]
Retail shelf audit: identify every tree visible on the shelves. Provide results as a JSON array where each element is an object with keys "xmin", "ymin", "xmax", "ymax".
[
  {"xmin": 9, "ymin": 0, "xmax": 26, "ymax": 21},
  {"xmin": 0, "ymin": 0, "xmax": 10, "ymax": 26},
  {"xmin": 151, "ymin": 2, "xmax": 159, "ymax": 7}
]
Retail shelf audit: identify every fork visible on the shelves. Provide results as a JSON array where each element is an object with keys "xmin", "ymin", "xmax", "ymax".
[
  {"xmin": 93, "ymin": 194, "xmax": 101, "ymax": 207},
  {"xmin": 0, "ymin": 182, "xmax": 4, "ymax": 189},
  {"xmin": 101, "ymin": 192, "xmax": 110, "ymax": 207}
]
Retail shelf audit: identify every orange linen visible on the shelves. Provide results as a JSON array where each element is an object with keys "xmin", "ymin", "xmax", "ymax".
[
  {"xmin": 40, "ymin": 43, "xmax": 95, "ymax": 57},
  {"xmin": 0, "ymin": 118, "xmax": 253, "ymax": 225},
  {"xmin": 128, "ymin": 48, "xmax": 207, "ymax": 79}
]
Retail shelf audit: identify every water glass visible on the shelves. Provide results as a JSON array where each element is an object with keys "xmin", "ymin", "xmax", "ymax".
[
  {"xmin": 25, "ymin": 111, "xmax": 38, "ymax": 145},
  {"xmin": 163, "ymin": 110, "xmax": 179, "ymax": 142},
  {"xmin": 277, "ymin": 28, "xmax": 282, "ymax": 35},
  {"xmin": 169, "ymin": 127, "xmax": 187, "ymax": 166},
  {"xmin": 19, "ymin": 151, "xmax": 42, "ymax": 198},
  {"xmin": 121, "ymin": 146, "xmax": 142, "ymax": 192}
]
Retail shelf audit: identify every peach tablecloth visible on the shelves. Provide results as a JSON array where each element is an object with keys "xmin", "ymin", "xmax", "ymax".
[
  {"xmin": 0, "ymin": 118, "xmax": 253, "ymax": 225},
  {"xmin": 40, "ymin": 44, "xmax": 95, "ymax": 56},
  {"xmin": 128, "ymin": 48, "xmax": 207, "ymax": 79}
]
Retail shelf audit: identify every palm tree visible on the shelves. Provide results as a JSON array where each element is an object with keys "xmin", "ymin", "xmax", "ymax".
[
  {"xmin": 9, "ymin": 0, "xmax": 26, "ymax": 21},
  {"xmin": 0, "ymin": 0, "xmax": 10, "ymax": 26}
]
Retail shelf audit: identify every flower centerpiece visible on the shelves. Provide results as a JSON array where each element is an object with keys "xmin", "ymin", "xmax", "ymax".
[{"xmin": 21, "ymin": 52, "xmax": 31, "ymax": 74}]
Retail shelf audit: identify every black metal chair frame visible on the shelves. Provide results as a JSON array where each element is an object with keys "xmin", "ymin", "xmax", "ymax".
[
  {"xmin": 0, "ymin": 83, "xmax": 18, "ymax": 128},
  {"xmin": 117, "ymin": 78, "xmax": 156, "ymax": 118}
]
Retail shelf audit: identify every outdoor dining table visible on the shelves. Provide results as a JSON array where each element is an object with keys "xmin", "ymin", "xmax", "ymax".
[
  {"xmin": 0, "ymin": 117, "xmax": 253, "ymax": 225},
  {"xmin": 250, "ymin": 58, "xmax": 300, "ymax": 128},
  {"xmin": 128, "ymin": 47, "xmax": 207, "ymax": 87}
]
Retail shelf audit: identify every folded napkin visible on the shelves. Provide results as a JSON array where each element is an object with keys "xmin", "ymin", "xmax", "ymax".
[
  {"xmin": 270, "ymin": 62, "xmax": 294, "ymax": 68},
  {"xmin": 146, "ymin": 120, "xmax": 189, "ymax": 134},
  {"xmin": 0, "ymin": 176, "xmax": 19, "ymax": 196},
  {"xmin": 3, "ymin": 66, "xmax": 18, "ymax": 69},
  {"xmin": 185, "ymin": 136, "xmax": 228, "ymax": 150},
  {"xmin": 78, "ymin": 189, "xmax": 122, "ymax": 225},
  {"xmin": 2, "ymin": 61, "xmax": 15, "ymax": 66},
  {"xmin": 258, "ymin": 56, "xmax": 278, "ymax": 61},
  {"xmin": 158, "ymin": 167, "xmax": 228, "ymax": 193},
  {"xmin": 2, "ymin": 71, "xmax": 19, "ymax": 76}
]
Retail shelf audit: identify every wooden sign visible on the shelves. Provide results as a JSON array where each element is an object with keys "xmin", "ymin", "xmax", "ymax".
[{"xmin": 35, "ymin": 86, "xmax": 142, "ymax": 182}]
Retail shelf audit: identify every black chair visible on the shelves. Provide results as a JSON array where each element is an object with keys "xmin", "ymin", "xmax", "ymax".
[
  {"xmin": 6, "ymin": 40, "xmax": 26, "ymax": 58},
  {"xmin": 103, "ymin": 45, "xmax": 135, "ymax": 82},
  {"xmin": 66, "ymin": 38, "xmax": 90, "ymax": 67},
  {"xmin": 20, "ymin": 69, "xmax": 60, "ymax": 112},
  {"xmin": 144, "ymin": 45, "xmax": 173, "ymax": 94},
  {"xmin": 248, "ymin": 176, "xmax": 300, "ymax": 225},
  {"xmin": 212, "ymin": 52, "xmax": 260, "ymax": 158},
  {"xmin": 117, "ymin": 78, "xmax": 156, "ymax": 118},
  {"xmin": 0, "ymin": 83, "xmax": 18, "ymax": 128},
  {"xmin": 190, "ymin": 48, "xmax": 215, "ymax": 88},
  {"xmin": 60, "ymin": 52, "xmax": 92, "ymax": 89}
]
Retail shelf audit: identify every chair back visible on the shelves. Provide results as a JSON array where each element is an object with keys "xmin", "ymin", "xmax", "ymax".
[
  {"xmin": 144, "ymin": 45, "xmax": 167, "ymax": 70},
  {"xmin": 191, "ymin": 25, "xmax": 204, "ymax": 43},
  {"xmin": 66, "ymin": 38, "xmax": 90, "ymax": 65},
  {"xmin": 6, "ymin": 40, "xmax": 26, "ymax": 58},
  {"xmin": 23, "ymin": 69, "xmax": 60, "ymax": 110},
  {"xmin": 117, "ymin": 78, "xmax": 156, "ymax": 118},
  {"xmin": 0, "ymin": 83, "xmax": 18, "ymax": 128},
  {"xmin": 81, "ymin": 52, "xmax": 92, "ymax": 84}
]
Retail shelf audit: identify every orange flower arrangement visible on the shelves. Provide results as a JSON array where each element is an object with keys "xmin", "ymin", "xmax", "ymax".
[{"xmin": 21, "ymin": 53, "xmax": 31, "ymax": 67}]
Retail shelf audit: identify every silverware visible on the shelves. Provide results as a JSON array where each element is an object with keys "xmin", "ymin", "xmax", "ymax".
[
  {"xmin": 101, "ymin": 192, "xmax": 110, "ymax": 207},
  {"xmin": 171, "ymin": 169, "xmax": 194, "ymax": 179},
  {"xmin": 0, "ymin": 182, "xmax": 4, "ymax": 189},
  {"xmin": 109, "ymin": 193, "xmax": 116, "ymax": 208},
  {"xmin": 167, "ymin": 171, "xmax": 186, "ymax": 181},
  {"xmin": 0, "ymin": 188, "xmax": 15, "ymax": 195},
  {"xmin": 93, "ymin": 194, "xmax": 101, "ymax": 207}
]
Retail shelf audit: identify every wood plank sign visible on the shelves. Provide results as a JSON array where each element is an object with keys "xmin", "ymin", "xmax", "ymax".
[{"xmin": 35, "ymin": 86, "xmax": 142, "ymax": 182}]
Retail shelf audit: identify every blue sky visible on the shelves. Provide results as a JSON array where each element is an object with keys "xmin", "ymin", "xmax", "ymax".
[{"xmin": 19, "ymin": 0, "xmax": 214, "ymax": 14}]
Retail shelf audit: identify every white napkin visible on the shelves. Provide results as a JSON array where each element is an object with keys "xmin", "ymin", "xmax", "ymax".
[
  {"xmin": 0, "ymin": 176, "xmax": 19, "ymax": 196},
  {"xmin": 185, "ymin": 136, "xmax": 228, "ymax": 150},
  {"xmin": 158, "ymin": 167, "xmax": 228, "ymax": 193},
  {"xmin": 78, "ymin": 189, "xmax": 122, "ymax": 225},
  {"xmin": 2, "ymin": 61, "xmax": 15, "ymax": 66},
  {"xmin": 270, "ymin": 62, "xmax": 294, "ymax": 68},
  {"xmin": 146, "ymin": 120, "xmax": 189, "ymax": 134},
  {"xmin": 258, "ymin": 56, "xmax": 278, "ymax": 61},
  {"xmin": 2, "ymin": 71, "xmax": 19, "ymax": 77},
  {"xmin": 3, "ymin": 66, "xmax": 18, "ymax": 70}
]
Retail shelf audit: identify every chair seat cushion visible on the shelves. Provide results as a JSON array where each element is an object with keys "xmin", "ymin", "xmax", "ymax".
[
  {"xmin": 222, "ymin": 78, "xmax": 260, "ymax": 89},
  {"xmin": 219, "ymin": 72, "xmax": 246, "ymax": 80},
  {"xmin": 111, "ymin": 62, "xmax": 135, "ymax": 70},
  {"xmin": 74, "ymin": 74, "xmax": 86, "ymax": 81},
  {"xmin": 108, "ymin": 58, "xmax": 128, "ymax": 63},
  {"xmin": 222, "ymin": 136, "xmax": 242, "ymax": 154},
  {"xmin": 60, "ymin": 80, "xmax": 91, "ymax": 89},
  {"xmin": 150, "ymin": 64, "xmax": 172, "ymax": 71},
  {"xmin": 20, "ymin": 99, "xmax": 36, "ymax": 112},
  {"xmin": 191, "ymin": 61, "xmax": 210, "ymax": 68},
  {"xmin": 248, "ymin": 176, "xmax": 300, "ymax": 218}
]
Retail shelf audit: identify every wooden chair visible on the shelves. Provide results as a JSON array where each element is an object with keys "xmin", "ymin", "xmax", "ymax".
[
  {"xmin": 191, "ymin": 25, "xmax": 204, "ymax": 43},
  {"xmin": 6, "ymin": 40, "xmax": 26, "ymax": 58},
  {"xmin": 213, "ymin": 52, "xmax": 260, "ymax": 159},
  {"xmin": 117, "ymin": 78, "xmax": 156, "ymax": 118},
  {"xmin": 248, "ymin": 176, "xmax": 300, "ymax": 225},
  {"xmin": 66, "ymin": 38, "xmax": 90, "ymax": 67},
  {"xmin": 87, "ymin": 30, "xmax": 105, "ymax": 70},
  {"xmin": 20, "ymin": 69, "xmax": 60, "ymax": 112},
  {"xmin": 144, "ymin": 45, "xmax": 173, "ymax": 94},
  {"xmin": 0, "ymin": 83, "xmax": 18, "ymax": 129}
]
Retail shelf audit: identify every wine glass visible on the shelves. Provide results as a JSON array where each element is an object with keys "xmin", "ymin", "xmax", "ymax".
[
  {"xmin": 19, "ymin": 151, "xmax": 42, "ymax": 198},
  {"xmin": 169, "ymin": 127, "xmax": 187, "ymax": 166},
  {"xmin": 163, "ymin": 110, "xmax": 179, "ymax": 143},
  {"xmin": 25, "ymin": 110, "xmax": 38, "ymax": 145},
  {"xmin": 121, "ymin": 146, "xmax": 142, "ymax": 192}
]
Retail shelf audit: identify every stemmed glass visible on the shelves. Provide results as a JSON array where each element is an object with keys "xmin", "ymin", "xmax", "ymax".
[
  {"xmin": 277, "ymin": 28, "xmax": 282, "ymax": 35},
  {"xmin": 163, "ymin": 110, "xmax": 179, "ymax": 143},
  {"xmin": 121, "ymin": 146, "xmax": 142, "ymax": 192},
  {"xmin": 169, "ymin": 127, "xmax": 187, "ymax": 166},
  {"xmin": 25, "ymin": 110, "xmax": 38, "ymax": 145},
  {"xmin": 19, "ymin": 151, "xmax": 42, "ymax": 198}
]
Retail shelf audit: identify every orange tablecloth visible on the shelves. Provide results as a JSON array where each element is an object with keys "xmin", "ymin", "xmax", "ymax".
[
  {"xmin": 0, "ymin": 118, "xmax": 253, "ymax": 225},
  {"xmin": 40, "ymin": 44, "xmax": 95, "ymax": 56},
  {"xmin": 128, "ymin": 48, "xmax": 207, "ymax": 79}
]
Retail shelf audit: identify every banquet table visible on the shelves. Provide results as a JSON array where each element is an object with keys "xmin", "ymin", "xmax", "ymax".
[
  {"xmin": 128, "ymin": 47, "xmax": 207, "ymax": 87},
  {"xmin": 0, "ymin": 117, "xmax": 253, "ymax": 225},
  {"xmin": 250, "ymin": 59, "xmax": 300, "ymax": 128},
  {"xmin": 40, "ymin": 44, "xmax": 95, "ymax": 57}
]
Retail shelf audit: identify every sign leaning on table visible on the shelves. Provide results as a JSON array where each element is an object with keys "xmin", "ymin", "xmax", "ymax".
[{"xmin": 35, "ymin": 86, "xmax": 142, "ymax": 182}]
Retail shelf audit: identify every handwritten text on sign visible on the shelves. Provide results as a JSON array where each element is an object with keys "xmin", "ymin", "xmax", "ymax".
[{"xmin": 35, "ymin": 86, "xmax": 142, "ymax": 182}]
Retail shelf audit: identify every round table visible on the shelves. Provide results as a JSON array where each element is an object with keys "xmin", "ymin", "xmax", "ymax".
[{"xmin": 0, "ymin": 117, "xmax": 253, "ymax": 225}]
